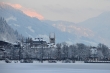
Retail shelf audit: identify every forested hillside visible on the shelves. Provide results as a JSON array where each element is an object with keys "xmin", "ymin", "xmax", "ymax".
[{"xmin": 0, "ymin": 17, "xmax": 22, "ymax": 43}]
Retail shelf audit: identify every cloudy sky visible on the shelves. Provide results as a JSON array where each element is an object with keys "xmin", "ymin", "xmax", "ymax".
[{"xmin": 0, "ymin": 0, "xmax": 110, "ymax": 23}]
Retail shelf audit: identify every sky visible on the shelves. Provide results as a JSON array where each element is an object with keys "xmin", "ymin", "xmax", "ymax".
[{"xmin": 0, "ymin": 0, "xmax": 110, "ymax": 23}]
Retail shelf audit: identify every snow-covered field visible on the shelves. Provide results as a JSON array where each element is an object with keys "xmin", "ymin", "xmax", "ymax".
[{"xmin": 0, "ymin": 62, "xmax": 110, "ymax": 73}]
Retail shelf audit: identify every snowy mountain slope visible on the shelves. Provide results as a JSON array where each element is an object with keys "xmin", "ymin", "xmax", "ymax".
[
  {"xmin": 0, "ymin": 17, "xmax": 21, "ymax": 43},
  {"xmin": 44, "ymin": 20, "xmax": 95, "ymax": 37},
  {"xmin": 43, "ymin": 20, "xmax": 104, "ymax": 45},
  {"xmin": 78, "ymin": 11, "xmax": 110, "ymax": 30},
  {"xmin": 0, "ymin": 3, "xmax": 76, "ymax": 43},
  {"xmin": 78, "ymin": 11, "xmax": 110, "ymax": 45},
  {"xmin": 0, "ymin": 3, "xmax": 108, "ymax": 45}
]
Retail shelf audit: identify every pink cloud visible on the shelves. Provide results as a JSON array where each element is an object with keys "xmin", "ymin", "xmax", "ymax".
[{"xmin": 7, "ymin": 3, "xmax": 44, "ymax": 20}]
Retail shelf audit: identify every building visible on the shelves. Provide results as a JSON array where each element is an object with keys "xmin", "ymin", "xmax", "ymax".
[
  {"xmin": 90, "ymin": 47, "xmax": 98, "ymax": 61},
  {"xmin": 0, "ymin": 41, "xmax": 11, "ymax": 48},
  {"xmin": 0, "ymin": 41, "xmax": 11, "ymax": 59},
  {"xmin": 49, "ymin": 33, "xmax": 55, "ymax": 44},
  {"xmin": 31, "ymin": 41, "xmax": 47, "ymax": 48},
  {"xmin": 90, "ymin": 48, "xmax": 97, "ymax": 56}
]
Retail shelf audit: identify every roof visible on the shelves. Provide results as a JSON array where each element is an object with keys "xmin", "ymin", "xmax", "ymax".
[
  {"xmin": 32, "ymin": 41, "xmax": 47, "ymax": 45},
  {"xmin": 0, "ymin": 40, "xmax": 10, "ymax": 46}
]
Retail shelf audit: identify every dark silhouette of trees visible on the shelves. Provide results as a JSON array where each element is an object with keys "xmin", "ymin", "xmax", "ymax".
[{"xmin": 1, "ymin": 39, "xmax": 110, "ymax": 61}]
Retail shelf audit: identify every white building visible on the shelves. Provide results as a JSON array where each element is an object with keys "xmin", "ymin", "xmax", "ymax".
[{"xmin": 90, "ymin": 47, "xmax": 97, "ymax": 58}]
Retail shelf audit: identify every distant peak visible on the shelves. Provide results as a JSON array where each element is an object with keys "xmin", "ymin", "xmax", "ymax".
[
  {"xmin": 99, "ymin": 11, "xmax": 110, "ymax": 16},
  {"xmin": 0, "ymin": 2, "xmax": 44, "ymax": 20},
  {"xmin": 0, "ymin": 2, "xmax": 9, "ymax": 7},
  {"xmin": 7, "ymin": 3, "xmax": 22, "ymax": 9}
]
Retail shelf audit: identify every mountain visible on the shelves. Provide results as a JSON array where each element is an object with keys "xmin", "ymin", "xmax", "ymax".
[
  {"xmin": 0, "ymin": 3, "xmax": 74, "ymax": 43},
  {"xmin": 43, "ymin": 20, "xmax": 99, "ymax": 44},
  {"xmin": 78, "ymin": 11, "xmax": 110, "ymax": 45},
  {"xmin": 0, "ymin": 3, "xmax": 108, "ymax": 45},
  {"xmin": 0, "ymin": 17, "xmax": 21, "ymax": 43},
  {"xmin": 78, "ymin": 12, "xmax": 110, "ymax": 29}
]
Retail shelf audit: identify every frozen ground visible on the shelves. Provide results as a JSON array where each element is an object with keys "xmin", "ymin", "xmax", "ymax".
[{"xmin": 0, "ymin": 61, "xmax": 110, "ymax": 73}]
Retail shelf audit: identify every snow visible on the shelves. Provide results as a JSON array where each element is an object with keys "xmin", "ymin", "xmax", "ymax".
[
  {"xmin": 27, "ymin": 26, "xmax": 35, "ymax": 33},
  {"xmin": 0, "ymin": 62, "xmax": 110, "ymax": 73},
  {"xmin": 6, "ymin": 16, "xmax": 17, "ymax": 22},
  {"xmin": 36, "ymin": 34, "xmax": 49, "ymax": 41},
  {"xmin": 26, "ymin": 32, "xmax": 33, "ymax": 38},
  {"xmin": 75, "ymin": 61, "xmax": 84, "ymax": 63},
  {"xmin": 13, "ymin": 23, "xmax": 20, "ymax": 27}
]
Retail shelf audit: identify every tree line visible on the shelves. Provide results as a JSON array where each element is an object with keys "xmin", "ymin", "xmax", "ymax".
[{"xmin": 1, "ymin": 38, "xmax": 110, "ymax": 61}]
